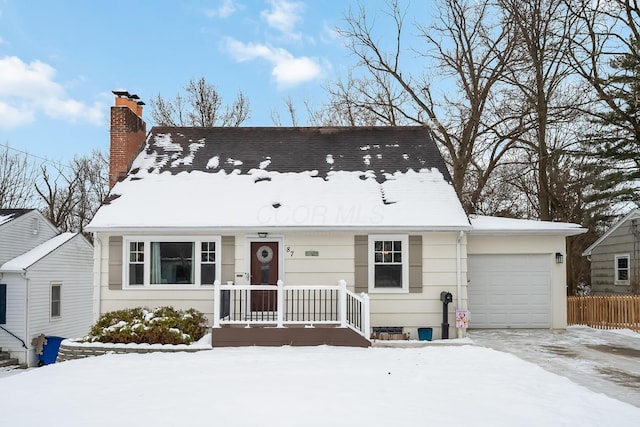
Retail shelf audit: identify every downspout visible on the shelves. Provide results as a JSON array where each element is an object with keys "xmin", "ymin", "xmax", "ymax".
[
  {"xmin": 93, "ymin": 233, "xmax": 102, "ymax": 323},
  {"xmin": 456, "ymin": 230, "xmax": 464, "ymax": 339},
  {"xmin": 24, "ymin": 271, "xmax": 30, "ymax": 366}
]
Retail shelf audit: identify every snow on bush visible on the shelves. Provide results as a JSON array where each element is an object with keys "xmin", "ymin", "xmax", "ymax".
[{"xmin": 84, "ymin": 306, "xmax": 208, "ymax": 345}]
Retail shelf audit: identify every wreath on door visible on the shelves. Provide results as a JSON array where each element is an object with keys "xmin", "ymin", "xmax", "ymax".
[{"xmin": 256, "ymin": 245, "xmax": 274, "ymax": 264}]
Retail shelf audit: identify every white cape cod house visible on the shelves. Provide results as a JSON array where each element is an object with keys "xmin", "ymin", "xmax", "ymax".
[{"xmin": 86, "ymin": 93, "xmax": 585, "ymax": 346}]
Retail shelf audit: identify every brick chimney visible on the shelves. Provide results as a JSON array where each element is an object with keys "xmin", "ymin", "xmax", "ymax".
[{"xmin": 109, "ymin": 90, "xmax": 147, "ymax": 188}]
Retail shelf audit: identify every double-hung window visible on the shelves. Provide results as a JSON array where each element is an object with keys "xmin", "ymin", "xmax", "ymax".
[
  {"xmin": 51, "ymin": 283, "xmax": 61, "ymax": 318},
  {"xmin": 614, "ymin": 254, "xmax": 630, "ymax": 284},
  {"xmin": 129, "ymin": 242, "xmax": 144, "ymax": 285},
  {"xmin": 124, "ymin": 236, "xmax": 221, "ymax": 287},
  {"xmin": 368, "ymin": 235, "xmax": 409, "ymax": 293}
]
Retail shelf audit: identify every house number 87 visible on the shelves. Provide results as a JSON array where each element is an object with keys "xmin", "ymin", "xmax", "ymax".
[{"xmin": 286, "ymin": 246, "xmax": 294, "ymax": 256}]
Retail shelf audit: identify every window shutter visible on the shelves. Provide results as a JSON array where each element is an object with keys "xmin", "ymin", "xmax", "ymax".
[
  {"xmin": 108, "ymin": 236, "xmax": 123, "ymax": 290},
  {"xmin": 354, "ymin": 235, "xmax": 368, "ymax": 293},
  {"xmin": 221, "ymin": 236, "xmax": 235, "ymax": 283},
  {"xmin": 0, "ymin": 283, "xmax": 6, "ymax": 324},
  {"xmin": 409, "ymin": 235, "xmax": 422, "ymax": 293}
]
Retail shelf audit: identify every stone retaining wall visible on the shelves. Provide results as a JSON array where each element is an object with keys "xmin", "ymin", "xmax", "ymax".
[{"xmin": 57, "ymin": 341, "xmax": 211, "ymax": 363}]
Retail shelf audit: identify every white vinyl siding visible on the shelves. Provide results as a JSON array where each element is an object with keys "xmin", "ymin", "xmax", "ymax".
[
  {"xmin": 0, "ymin": 276, "xmax": 27, "ymax": 361},
  {"xmin": 21, "ymin": 235, "xmax": 93, "ymax": 367},
  {"xmin": 0, "ymin": 211, "xmax": 58, "ymax": 265},
  {"xmin": 26, "ymin": 237, "xmax": 93, "ymax": 337}
]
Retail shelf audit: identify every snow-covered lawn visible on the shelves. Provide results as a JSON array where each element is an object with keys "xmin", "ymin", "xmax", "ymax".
[{"xmin": 1, "ymin": 340, "xmax": 638, "ymax": 426}]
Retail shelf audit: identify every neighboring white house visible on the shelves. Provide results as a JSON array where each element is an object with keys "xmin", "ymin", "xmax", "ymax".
[
  {"xmin": 582, "ymin": 208, "xmax": 640, "ymax": 294},
  {"xmin": 0, "ymin": 209, "xmax": 94, "ymax": 366},
  {"xmin": 86, "ymin": 94, "xmax": 585, "ymax": 345}
]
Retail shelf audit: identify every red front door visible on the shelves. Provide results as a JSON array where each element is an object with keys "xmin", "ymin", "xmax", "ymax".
[{"xmin": 251, "ymin": 241, "xmax": 279, "ymax": 311}]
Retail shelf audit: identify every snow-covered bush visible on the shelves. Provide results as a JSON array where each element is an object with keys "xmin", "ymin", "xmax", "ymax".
[
  {"xmin": 84, "ymin": 306, "xmax": 208, "ymax": 345},
  {"xmin": 576, "ymin": 281, "xmax": 592, "ymax": 296}
]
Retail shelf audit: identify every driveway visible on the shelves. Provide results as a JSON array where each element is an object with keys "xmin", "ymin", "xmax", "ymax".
[{"xmin": 468, "ymin": 327, "xmax": 640, "ymax": 407}]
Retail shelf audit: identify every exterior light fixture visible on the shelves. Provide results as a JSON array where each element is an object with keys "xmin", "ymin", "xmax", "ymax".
[
  {"xmin": 555, "ymin": 252, "xmax": 564, "ymax": 264},
  {"xmin": 258, "ymin": 232, "xmax": 268, "ymax": 238}
]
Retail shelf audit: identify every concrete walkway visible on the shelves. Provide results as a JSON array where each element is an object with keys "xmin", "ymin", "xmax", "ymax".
[{"xmin": 468, "ymin": 327, "xmax": 640, "ymax": 407}]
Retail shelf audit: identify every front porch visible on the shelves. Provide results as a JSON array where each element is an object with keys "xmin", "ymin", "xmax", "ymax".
[{"xmin": 211, "ymin": 280, "xmax": 371, "ymax": 347}]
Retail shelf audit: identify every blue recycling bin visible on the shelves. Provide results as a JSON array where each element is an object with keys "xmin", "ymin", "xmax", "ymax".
[
  {"xmin": 417, "ymin": 328, "xmax": 433, "ymax": 341},
  {"xmin": 38, "ymin": 336, "xmax": 65, "ymax": 366}
]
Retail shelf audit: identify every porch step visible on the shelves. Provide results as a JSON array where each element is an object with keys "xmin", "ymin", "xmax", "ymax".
[
  {"xmin": 212, "ymin": 325, "xmax": 370, "ymax": 348},
  {"xmin": 0, "ymin": 349, "xmax": 25, "ymax": 372}
]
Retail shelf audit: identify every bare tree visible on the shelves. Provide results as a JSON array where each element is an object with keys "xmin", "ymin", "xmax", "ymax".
[
  {"xmin": 150, "ymin": 77, "xmax": 250, "ymax": 127},
  {"xmin": 36, "ymin": 164, "xmax": 80, "ymax": 231},
  {"xmin": 70, "ymin": 150, "xmax": 110, "ymax": 234},
  {"xmin": 566, "ymin": 0, "xmax": 640, "ymax": 201},
  {"xmin": 311, "ymin": 70, "xmax": 412, "ymax": 126},
  {"xmin": 333, "ymin": 0, "xmax": 519, "ymax": 211},
  {"xmin": 34, "ymin": 150, "xmax": 109, "ymax": 234},
  {"xmin": 497, "ymin": 0, "xmax": 583, "ymax": 220},
  {"xmin": 0, "ymin": 145, "xmax": 38, "ymax": 208}
]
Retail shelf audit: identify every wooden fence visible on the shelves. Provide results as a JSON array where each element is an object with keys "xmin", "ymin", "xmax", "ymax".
[{"xmin": 567, "ymin": 295, "xmax": 640, "ymax": 332}]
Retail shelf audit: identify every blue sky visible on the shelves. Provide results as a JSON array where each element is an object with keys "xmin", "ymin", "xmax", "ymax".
[{"xmin": 0, "ymin": 0, "xmax": 427, "ymax": 165}]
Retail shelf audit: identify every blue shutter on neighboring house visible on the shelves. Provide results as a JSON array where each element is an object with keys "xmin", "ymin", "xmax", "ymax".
[{"xmin": 0, "ymin": 284, "xmax": 6, "ymax": 324}]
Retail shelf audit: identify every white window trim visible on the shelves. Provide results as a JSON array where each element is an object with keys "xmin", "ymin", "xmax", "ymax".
[
  {"xmin": 614, "ymin": 253, "xmax": 630, "ymax": 285},
  {"xmin": 368, "ymin": 234, "xmax": 409, "ymax": 294},
  {"xmin": 50, "ymin": 282, "xmax": 62, "ymax": 319},
  {"xmin": 122, "ymin": 235, "xmax": 222, "ymax": 289}
]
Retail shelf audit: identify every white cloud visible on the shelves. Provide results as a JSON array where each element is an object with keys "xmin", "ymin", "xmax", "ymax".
[
  {"xmin": 321, "ymin": 21, "xmax": 339, "ymax": 43},
  {"xmin": 0, "ymin": 56, "xmax": 105, "ymax": 129},
  {"xmin": 205, "ymin": 0, "xmax": 241, "ymax": 18},
  {"xmin": 260, "ymin": 0, "xmax": 304, "ymax": 36},
  {"xmin": 224, "ymin": 37, "xmax": 322, "ymax": 87},
  {"xmin": 0, "ymin": 36, "xmax": 6, "ymax": 45},
  {"xmin": 0, "ymin": 101, "xmax": 34, "ymax": 128}
]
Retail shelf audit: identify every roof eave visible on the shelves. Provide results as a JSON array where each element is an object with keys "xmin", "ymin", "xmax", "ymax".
[
  {"xmin": 0, "ymin": 267, "xmax": 26, "ymax": 273},
  {"xmin": 582, "ymin": 208, "xmax": 640, "ymax": 256},
  {"xmin": 469, "ymin": 228, "xmax": 587, "ymax": 237},
  {"xmin": 86, "ymin": 224, "xmax": 473, "ymax": 234}
]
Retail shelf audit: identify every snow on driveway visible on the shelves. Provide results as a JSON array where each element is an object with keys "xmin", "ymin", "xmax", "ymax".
[{"xmin": 468, "ymin": 326, "xmax": 640, "ymax": 407}]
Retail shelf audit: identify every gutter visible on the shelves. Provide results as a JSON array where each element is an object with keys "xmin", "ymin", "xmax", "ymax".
[{"xmin": 468, "ymin": 229, "xmax": 586, "ymax": 237}]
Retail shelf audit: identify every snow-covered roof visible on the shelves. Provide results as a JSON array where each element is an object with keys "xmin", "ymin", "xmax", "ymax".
[
  {"xmin": 0, "ymin": 233, "xmax": 77, "ymax": 272},
  {"xmin": 0, "ymin": 209, "xmax": 34, "ymax": 227},
  {"xmin": 582, "ymin": 208, "xmax": 640, "ymax": 256},
  {"xmin": 88, "ymin": 127, "xmax": 471, "ymax": 231},
  {"xmin": 0, "ymin": 213, "xmax": 13, "ymax": 226},
  {"xmin": 469, "ymin": 215, "xmax": 585, "ymax": 236},
  {"xmin": 126, "ymin": 126, "xmax": 453, "ymax": 180}
]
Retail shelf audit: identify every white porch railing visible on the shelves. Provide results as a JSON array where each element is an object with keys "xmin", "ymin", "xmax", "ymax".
[{"xmin": 212, "ymin": 280, "xmax": 370, "ymax": 340}]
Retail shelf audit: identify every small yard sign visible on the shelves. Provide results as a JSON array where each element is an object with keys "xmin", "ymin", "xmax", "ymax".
[{"xmin": 456, "ymin": 310, "xmax": 469, "ymax": 329}]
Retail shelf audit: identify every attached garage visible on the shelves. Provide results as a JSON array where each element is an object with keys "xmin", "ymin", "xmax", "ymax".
[
  {"xmin": 467, "ymin": 254, "xmax": 552, "ymax": 328},
  {"xmin": 466, "ymin": 216, "xmax": 588, "ymax": 330}
]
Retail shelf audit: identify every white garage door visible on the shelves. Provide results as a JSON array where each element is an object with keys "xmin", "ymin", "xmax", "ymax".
[{"xmin": 467, "ymin": 254, "xmax": 551, "ymax": 328}]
